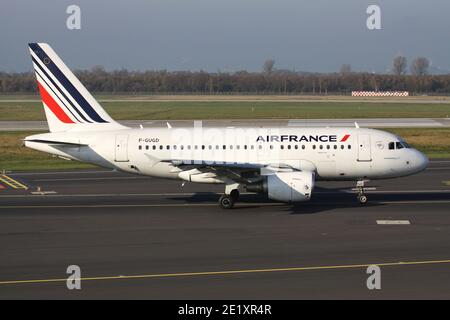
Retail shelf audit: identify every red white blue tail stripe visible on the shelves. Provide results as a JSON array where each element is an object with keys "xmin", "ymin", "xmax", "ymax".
[{"xmin": 29, "ymin": 43, "xmax": 109, "ymax": 124}]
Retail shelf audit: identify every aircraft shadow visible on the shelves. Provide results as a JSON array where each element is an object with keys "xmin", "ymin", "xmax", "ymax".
[
  {"xmin": 166, "ymin": 186, "xmax": 384, "ymax": 214},
  {"xmin": 167, "ymin": 185, "xmax": 450, "ymax": 214}
]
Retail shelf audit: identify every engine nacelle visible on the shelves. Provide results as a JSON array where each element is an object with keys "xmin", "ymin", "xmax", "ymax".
[
  {"xmin": 247, "ymin": 171, "xmax": 314, "ymax": 202},
  {"xmin": 178, "ymin": 168, "xmax": 224, "ymax": 184}
]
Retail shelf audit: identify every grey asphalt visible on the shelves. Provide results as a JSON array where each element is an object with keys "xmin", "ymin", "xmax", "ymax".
[
  {"xmin": 0, "ymin": 160, "xmax": 449, "ymax": 299},
  {"xmin": 1, "ymin": 118, "xmax": 450, "ymax": 131}
]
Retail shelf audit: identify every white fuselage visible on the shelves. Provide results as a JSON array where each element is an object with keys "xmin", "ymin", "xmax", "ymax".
[{"xmin": 25, "ymin": 126, "xmax": 428, "ymax": 182}]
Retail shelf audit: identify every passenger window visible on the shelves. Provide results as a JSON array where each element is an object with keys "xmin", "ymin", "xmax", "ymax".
[
  {"xmin": 138, "ymin": 145, "xmax": 142, "ymax": 150},
  {"xmin": 340, "ymin": 145, "xmax": 344, "ymax": 150},
  {"xmin": 281, "ymin": 145, "xmax": 284, "ymax": 150},
  {"xmin": 348, "ymin": 145, "xmax": 351, "ymax": 149},
  {"xmin": 313, "ymin": 145, "xmax": 316, "ymax": 150},
  {"xmin": 326, "ymin": 145, "xmax": 330, "ymax": 149},
  {"xmin": 302, "ymin": 145, "xmax": 305, "ymax": 150},
  {"xmin": 294, "ymin": 145, "xmax": 298, "ymax": 150},
  {"xmin": 319, "ymin": 145, "xmax": 323, "ymax": 150},
  {"xmin": 388, "ymin": 142, "xmax": 395, "ymax": 150},
  {"xmin": 152, "ymin": 145, "xmax": 156, "ymax": 150},
  {"xmin": 159, "ymin": 145, "xmax": 163, "ymax": 150},
  {"xmin": 334, "ymin": 145, "xmax": 337, "ymax": 149}
]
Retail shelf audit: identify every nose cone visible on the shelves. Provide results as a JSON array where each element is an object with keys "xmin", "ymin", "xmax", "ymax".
[{"xmin": 414, "ymin": 150, "xmax": 429, "ymax": 173}]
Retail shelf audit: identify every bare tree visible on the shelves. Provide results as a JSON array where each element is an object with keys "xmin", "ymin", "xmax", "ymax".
[
  {"xmin": 411, "ymin": 57, "xmax": 430, "ymax": 76},
  {"xmin": 392, "ymin": 56, "xmax": 407, "ymax": 75},
  {"xmin": 263, "ymin": 59, "xmax": 275, "ymax": 75},
  {"xmin": 340, "ymin": 64, "xmax": 352, "ymax": 75}
]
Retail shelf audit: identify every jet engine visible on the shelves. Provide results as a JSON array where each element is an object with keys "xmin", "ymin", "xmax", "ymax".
[{"xmin": 246, "ymin": 171, "xmax": 314, "ymax": 202}]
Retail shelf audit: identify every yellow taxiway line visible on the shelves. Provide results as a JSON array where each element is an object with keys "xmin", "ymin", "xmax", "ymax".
[
  {"xmin": 0, "ymin": 174, "xmax": 28, "ymax": 190},
  {"xmin": 1, "ymin": 259, "xmax": 449, "ymax": 286}
]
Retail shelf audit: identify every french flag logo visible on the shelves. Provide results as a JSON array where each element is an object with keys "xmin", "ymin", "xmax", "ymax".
[{"xmin": 340, "ymin": 134, "xmax": 350, "ymax": 142}]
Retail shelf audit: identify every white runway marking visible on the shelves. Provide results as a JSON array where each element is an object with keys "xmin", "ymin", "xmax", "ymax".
[
  {"xmin": 0, "ymin": 200, "xmax": 449, "ymax": 209},
  {"xmin": 0, "ymin": 192, "xmax": 203, "ymax": 198},
  {"xmin": 343, "ymin": 190, "xmax": 450, "ymax": 194},
  {"xmin": 33, "ymin": 176, "xmax": 148, "ymax": 182},
  {"xmin": 8, "ymin": 170, "xmax": 116, "ymax": 176},
  {"xmin": 377, "ymin": 220, "xmax": 411, "ymax": 225},
  {"xmin": 1, "ymin": 189, "xmax": 450, "ymax": 198}
]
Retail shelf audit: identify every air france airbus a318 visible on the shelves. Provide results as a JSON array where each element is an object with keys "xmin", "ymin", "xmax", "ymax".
[{"xmin": 24, "ymin": 43, "xmax": 429, "ymax": 209}]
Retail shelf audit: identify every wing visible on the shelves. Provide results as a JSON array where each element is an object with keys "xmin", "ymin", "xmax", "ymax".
[{"xmin": 145, "ymin": 153, "xmax": 316, "ymax": 184}]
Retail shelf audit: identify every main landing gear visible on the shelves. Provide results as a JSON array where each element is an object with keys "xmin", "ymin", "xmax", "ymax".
[
  {"xmin": 356, "ymin": 180, "xmax": 368, "ymax": 204},
  {"xmin": 219, "ymin": 185, "xmax": 240, "ymax": 209}
]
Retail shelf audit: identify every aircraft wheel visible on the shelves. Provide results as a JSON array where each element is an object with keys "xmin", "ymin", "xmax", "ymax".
[
  {"xmin": 358, "ymin": 194, "xmax": 368, "ymax": 204},
  {"xmin": 219, "ymin": 194, "xmax": 235, "ymax": 209}
]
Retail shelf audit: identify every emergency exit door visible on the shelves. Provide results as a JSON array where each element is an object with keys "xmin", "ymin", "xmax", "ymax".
[
  {"xmin": 357, "ymin": 134, "xmax": 372, "ymax": 162},
  {"xmin": 115, "ymin": 134, "xmax": 129, "ymax": 162}
]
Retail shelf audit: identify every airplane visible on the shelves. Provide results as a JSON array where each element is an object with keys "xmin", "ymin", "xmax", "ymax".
[{"xmin": 24, "ymin": 43, "xmax": 429, "ymax": 209}]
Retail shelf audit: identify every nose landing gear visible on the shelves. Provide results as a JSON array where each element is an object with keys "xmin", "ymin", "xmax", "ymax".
[
  {"xmin": 356, "ymin": 180, "xmax": 369, "ymax": 204},
  {"xmin": 357, "ymin": 193, "xmax": 368, "ymax": 204}
]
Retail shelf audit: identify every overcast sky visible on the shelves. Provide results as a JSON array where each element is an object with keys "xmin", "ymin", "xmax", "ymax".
[{"xmin": 1, "ymin": 0, "xmax": 450, "ymax": 73}]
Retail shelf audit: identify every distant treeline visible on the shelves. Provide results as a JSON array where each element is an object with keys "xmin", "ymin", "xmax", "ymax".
[{"xmin": 2, "ymin": 67, "xmax": 450, "ymax": 95}]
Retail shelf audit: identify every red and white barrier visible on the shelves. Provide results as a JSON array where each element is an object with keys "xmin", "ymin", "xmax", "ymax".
[{"xmin": 351, "ymin": 91, "xmax": 409, "ymax": 97}]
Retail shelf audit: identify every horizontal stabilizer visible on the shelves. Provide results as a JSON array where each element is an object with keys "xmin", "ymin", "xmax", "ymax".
[{"xmin": 23, "ymin": 139, "xmax": 88, "ymax": 147}]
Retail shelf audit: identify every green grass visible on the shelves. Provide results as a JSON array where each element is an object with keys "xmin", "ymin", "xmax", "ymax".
[
  {"xmin": 383, "ymin": 128, "xmax": 450, "ymax": 158},
  {"xmin": 0, "ymin": 131, "xmax": 94, "ymax": 171},
  {"xmin": 1, "ymin": 129, "xmax": 449, "ymax": 172},
  {"xmin": 1, "ymin": 100, "xmax": 450, "ymax": 121}
]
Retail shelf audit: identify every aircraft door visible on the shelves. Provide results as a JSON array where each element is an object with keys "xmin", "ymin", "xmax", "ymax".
[
  {"xmin": 357, "ymin": 134, "xmax": 372, "ymax": 162},
  {"xmin": 115, "ymin": 134, "xmax": 129, "ymax": 162}
]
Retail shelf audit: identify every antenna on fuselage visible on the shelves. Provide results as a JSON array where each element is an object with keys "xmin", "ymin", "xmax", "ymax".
[
  {"xmin": 167, "ymin": 122, "xmax": 172, "ymax": 129},
  {"xmin": 354, "ymin": 122, "xmax": 360, "ymax": 129}
]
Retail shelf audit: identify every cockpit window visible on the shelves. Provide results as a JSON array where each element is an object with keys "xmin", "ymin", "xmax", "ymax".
[
  {"xmin": 401, "ymin": 142, "xmax": 411, "ymax": 148},
  {"xmin": 389, "ymin": 141, "xmax": 410, "ymax": 150}
]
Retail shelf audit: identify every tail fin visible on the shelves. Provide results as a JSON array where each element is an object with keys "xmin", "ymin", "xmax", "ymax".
[{"xmin": 28, "ymin": 43, "xmax": 125, "ymax": 132}]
